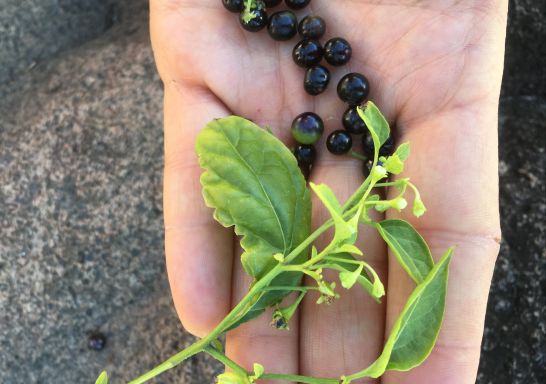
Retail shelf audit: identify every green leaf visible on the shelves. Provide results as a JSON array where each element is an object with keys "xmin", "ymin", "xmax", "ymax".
[
  {"xmin": 197, "ymin": 117, "xmax": 312, "ymax": 326},
  {"xmin": 310, "ymin": 183, "xmax": 357, "ymax": 245},
  {"xmin": 350, "ymin": 248, "xmax": 453, "ymax": 379},
  {"xmin": 395, "ymin": 142, "xmax": 411, "ymax": 161},
  {"xmin": 335, "ymin": 244, "xmax": 363, "ymax": 256},
  {"xmin": 375, "ymin": 219, "xmax": 434, "ymax": 284},
  {"xmin": 357, "ymin": 101, "xmax": 390, "ymax": 150},
  {"xmin": 196, "ymin": 116, "xmax": 311, "ymax": 279},
  {"xmin": 95, "ymin": 371, "xmax": 108, "ymax": 384}
]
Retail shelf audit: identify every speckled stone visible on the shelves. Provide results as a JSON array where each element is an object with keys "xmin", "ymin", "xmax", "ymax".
[
  {"xmin": 477, "ymin": 97, "xmax": 546, "ymax": 384},
  {"xmin": 0, "ymin": 1, "xmax": 219, "ymax": 383},
  {"xmin": 0, "ymin": 0, "xmax": 118, "ymax": 86},
  {"xmin": 0, "ymin": 0, "xmax": 544, "ymax": 383}
]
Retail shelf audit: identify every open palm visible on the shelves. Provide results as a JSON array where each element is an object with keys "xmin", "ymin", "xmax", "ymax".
[{"xmin": 150, "ymin": 1, "xmax": 508, "ymax": 382}]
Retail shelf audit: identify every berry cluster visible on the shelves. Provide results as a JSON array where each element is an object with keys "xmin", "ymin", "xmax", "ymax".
[{"xmin": 222, "ymin": 0, "xmax": 395, "ymax": 178}]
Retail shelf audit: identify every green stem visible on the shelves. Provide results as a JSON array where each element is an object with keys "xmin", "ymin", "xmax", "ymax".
[
  {"xmin": 260, "ymin": 286, "xmax": 318, "ymax": 292},
  {"xmin": 322, "ymin": 256, "xmax": 363, "ymax": 265},
  {"xmin": 204, "ymin": 347, "xmax": 249, "ymax": 377},
  {"xmin": 282, "ymin": 265, "xmax": 322, "ymax": 281},
  {"xmin": 127, "ymin": 339, "xmax": 206, "ymax": 384},
  {"xmin": 128, "ymin": 161, "xmax": 389, "ymax": 384},
  {"xmin": 206, "ymin": 347, "xmax": 342, "ymax": 384},
  {"xmin": 260, "ymin": 373, "xmax": 341, "ymax": 383},
  {"xmin": 128, "ymin": 216, "xmax": 337, "ymax": 384}
]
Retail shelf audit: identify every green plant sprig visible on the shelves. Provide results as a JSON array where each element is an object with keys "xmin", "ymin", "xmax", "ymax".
[{"xmin": 95, "ymin": 102, "xmax": 453, "ymax": 384}]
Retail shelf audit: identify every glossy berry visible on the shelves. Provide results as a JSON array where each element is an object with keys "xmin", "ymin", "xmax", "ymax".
[
  {"xmin": 268, "ymin": 10, "xmax": 298, "ymax": 40},
  {"xmin": 222, "ymin": 0, "xmax": 244, "ymax": 12},
  {"xmin": 286, "ymin": 0, "xmax": 311, "ymax": 10},
  {"xmin": 239, "ymin": 3, "xmax": 268, "ymax": 32},
  {"xmin": 324, "ymin": 38, "xmax": 352, "ymax": 66},
  {"xmin": 342, "ymin": 106, "xmax": 367, "ymax": 134},
  {"xmin": 264, "ymin": 0, "xmax": 282, "ymax": 7},
  {"xmin": 337, "ymin": 73, "xmax": 370, "ymax": 105},
  {"xmin": 304, "ymin": 65, "xmax": 330, "ymax": 95},
  {"xmin": 298, "ymin": 15, "xmax": 326, "ymax": 39},
  {"xmin": 326, "ymin": 130, "xmax": 353, "ymax": 155},
  {"xmin": 291, "ymin": 112, "xmax": 324, "ymax": 144},
  {"xmin": 362, "ymin": 133, "xmax": 396, "ymax": 158},
  {"xmin": 294, "ymin": 144, "xmax": 317, "ymax": 166},
  {"xmin": 88, "ymin": 332, "xmax": 107, "ymax": 351},
  {"xmin": 293, "ymin": 39, "xmax": 323, "ymax": 67}
]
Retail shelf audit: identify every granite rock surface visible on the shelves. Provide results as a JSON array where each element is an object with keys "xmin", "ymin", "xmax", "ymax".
[{"xmin": 0, "ymin": 1, "xmax": 544, "ymax": 383}]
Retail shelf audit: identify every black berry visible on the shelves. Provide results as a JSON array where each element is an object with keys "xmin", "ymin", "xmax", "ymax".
[
  {"xmin": 239, "ymin": 3, "xmax": 268, "ymax": 32},
  {"xmin": 326, "ymin": 130, "xmax": 353, "ymax": 155},
  {"xmin": 304, "ymin": 65, "xmax": 330, "ymax": 95},
  {"xmin": 294, "ymin": 144, "xmax": 317, "ymax": 166},
  {"xmin": 264, "ymin": 0, "xmax": 282, "ymax": 7},
  {"xmin": 291, "ymin": 112, "xmax": 324, "ymax": 144},
  {"xmin": 379, "ymin": 135, "xmax": 396, "ymax": 156},
  {"xmin": 268, "ymin": 10, "xmax": 298, "ymax": 40},
  {"xmin": 223, "ymin": 0, "xmax": 244, "ymax": 12},
  {"xmin": 342, "ymin": 106, "xmax": 367, "ymax": 134},
  {"xmin": 362, "ymin": 133, "xmax": 395, "ymax": 158},
  {"xmin": 286, "ymin": 0, "xmax": 311, "ymax": 10},
  {"xmin": 299, "ymin": 162, "xmax": 311, "ymax": 180},
  {"xmin": 324, "ymin": 38, "xmax": 352, "ymax": 66},
  {"xmin": 337, "ymin": 73, "xmax": 370, "ymax": 105},
  {"xmin": 298, "ymin": 15, "xmax": 326, "ymax": 39},
  {"xmin": 88, "ymin": 332, "xmax": 107, "ymax": 351},
  {"xmin": 293, "ymin": 39, "xmax": 323, "ymax": 67}
]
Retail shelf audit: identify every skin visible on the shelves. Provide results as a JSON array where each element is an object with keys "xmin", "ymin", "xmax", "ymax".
[{"xmin": 150, "ymin": 0, "xmax": 508, "ymax": 382}]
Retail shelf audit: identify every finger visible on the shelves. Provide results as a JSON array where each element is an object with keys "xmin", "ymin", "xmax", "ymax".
[
  {"xmin": 163, "ymin": 82, "xmax": 235, "ymax": 337},
  {"xmin": 383, "ymin": 104, "xmax": 503, "ymax": 383},
  {"xmin": 299, "ymin": 153, "xmax": 387, "ymax": 382},
  {"xmin": 227, "ymin": 243, "xmax": 299, "ymax": 384}
]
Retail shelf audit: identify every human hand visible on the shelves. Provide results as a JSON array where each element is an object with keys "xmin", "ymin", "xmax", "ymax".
[{"xmin": 150, "ymin": 1, "xmax": 508, "ymax": 382}]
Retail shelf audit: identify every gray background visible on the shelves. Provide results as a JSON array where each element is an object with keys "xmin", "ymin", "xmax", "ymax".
[{"xmin": 0, "ymin": 1, "xmax": 544, "ymax": 383}]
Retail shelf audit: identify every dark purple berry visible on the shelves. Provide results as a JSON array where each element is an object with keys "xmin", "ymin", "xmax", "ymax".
[
  {"xmin": 293, "ymin": 39, "xmax": 323, "ymax": 67},
  {"xmin": 286, "ymin": 0, "xmax": 311, "ymax": 10},
  {"xmin": 362, "ymin": 133, "xmax": 395, "ymax": 158},
  {"xmin": 337, "ymin": 73, "xmax": 370, "ymax": 105},
  {"xmin": 88, "ymin": 332, "xmax": 106, "ymax": 351},
  {"xmin": 268, "ymin": 10, "xmax": 298, "ymax": 40},
  {"xmin": 326, "ymin": 130, "xmax": 352, "ymax": 155},
  {"xmin": 239, "ymin": 3, "xmax": 268, "ymax": 32},
  {"xmin": 342, "ymin": 106, "xmax": 367, "ymax": 134},
  {"xmin": 294, "ymin": 144, "xmax": 317, "ymax": 166},
  {"xmin": 223, "ymin": 0, "xmax": 244, "ymax": 12},
  {"xmin": 324, "ymin": 37, "xmax": 352, "ymax": 66},
  {"xmin": 379, "ymin": 135, "xmax": 396, "ymax": 156},
  {"xmin": 304, "ymin": 65, "xmax": 330, "ymax": 95},
  {"xmin": 299, "ymin": 162, "xmax": 311, "ymax": 180},
  {"xmin": 291, "ymin": 112, "xmax": 324, "ymax": 144},
  {"xmin": 298, "ymin": 15, "xmax": 326, "ymax": 39},
  {"xmin": 264, "ymin": 0, "xmax": 282, "ymax": 7}
]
